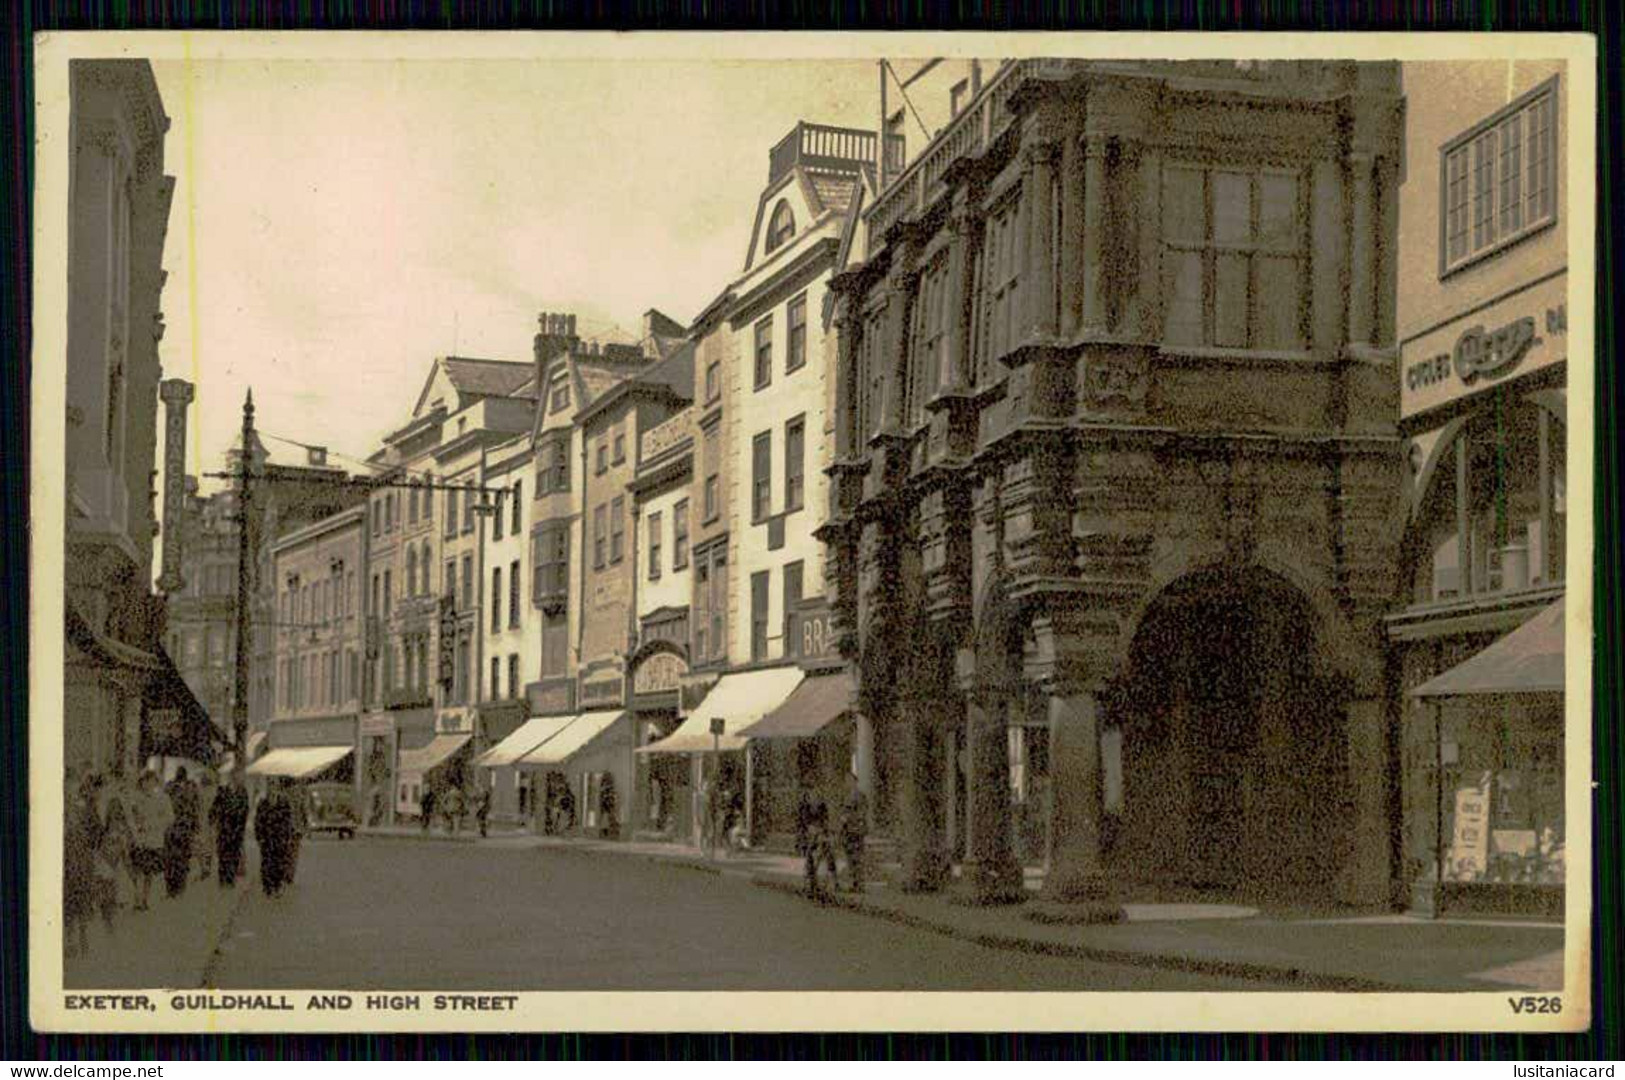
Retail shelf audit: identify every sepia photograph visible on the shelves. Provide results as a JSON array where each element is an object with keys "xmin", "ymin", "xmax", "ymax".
[{"xmin": 29, "ymin": 32, "xmax": 1594, "ymax": 1033}]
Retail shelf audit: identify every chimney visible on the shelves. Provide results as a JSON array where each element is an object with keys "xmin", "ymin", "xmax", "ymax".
[{"xmin": 533, "ymin": 310, "xmax": 580, "ymax": 385}]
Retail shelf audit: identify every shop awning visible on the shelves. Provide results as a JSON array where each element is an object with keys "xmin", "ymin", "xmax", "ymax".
[
  {"xmin": 142, "ymin": 646, "xmax": 222, "ymax": 764},
  {"xmin": 245, "ymin": 745, "xmax": 352, "ymax": 780},
  {"xmin": 739, "ymin": 669, "xmax": 856, "ymax": 740},
  {"xmin": 475, "ymin": 715, "xmax": 576, "ymax": 768},
  {"xmin": 518, "ymin": 710, "xmax": 624, "ymax": 768},
  {"xmin": 1411, "ymin": 599, "xmax": 1566, "ymax": 699},
  {"xmin": 637, "ymin": 668, "xmax": 804, "ymax": 754},
  {"xmin": 397, "ymin": 733, "xmax": 472, "ymax": 775}
]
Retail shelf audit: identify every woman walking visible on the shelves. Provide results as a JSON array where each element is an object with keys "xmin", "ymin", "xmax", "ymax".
[
  {"xmin": 127, "ymin": 770, "xmax": 172, "ymax": 911},
  {"xmin": 62, "ymin": 774, "xmax": 103, "ymax": 957}
]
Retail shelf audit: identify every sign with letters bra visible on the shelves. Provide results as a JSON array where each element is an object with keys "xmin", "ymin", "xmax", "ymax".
[{"xmin": 1400, "ymin": 271, "xmax": 1567, "ymax": 421}]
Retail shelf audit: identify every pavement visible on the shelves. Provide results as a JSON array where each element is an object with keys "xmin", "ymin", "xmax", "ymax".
[{"xmin": 361, "ymin": 825, "xmax": 1566, "ymax": 993}]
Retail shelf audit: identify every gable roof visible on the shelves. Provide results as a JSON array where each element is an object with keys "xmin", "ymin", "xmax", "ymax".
[{"xmin": 410, "ymin": 355, "xmax": 532, "ymax": 417}]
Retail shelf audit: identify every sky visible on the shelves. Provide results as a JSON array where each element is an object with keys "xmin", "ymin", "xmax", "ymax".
[{"xmin": 151, "ymin": 58, "xmax": 883, "ymax": 484}]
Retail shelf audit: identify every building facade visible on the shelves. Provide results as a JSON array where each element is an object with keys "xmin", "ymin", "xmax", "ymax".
[
  {"xmin": 62, "ymin": 59, "xmax": 194, "ymax": 779},
  {"xmin": 264, "ymin": 505, "xmax": 368, "ymax": 792},
  {"xmin": 822, "ymin": 59, "xmax": 1406, "ymax": 906},
  {"xmin": 1388, "ymin": 61, "xmax": 1568, "ymax": 917}
]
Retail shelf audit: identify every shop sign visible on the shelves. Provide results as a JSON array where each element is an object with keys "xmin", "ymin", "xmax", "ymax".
[
  {"xmin": 1400, "ymin": 273, "xmax": 1567, "ymax": 420},
  {"xmin": 788, "ymin": 604, "xmax": 837, "ymax": 662},
  {"xmin": 358, "ymin": 712, "xmax": 394, "ymax": 738},
  {"xmin": 1446, "ymin": 773, "xmax": 1492, "ymax": 882},
  {"xmin": 582, "ymin": 677, "xmax": 622, "ymax": 706},
  {"xmin": 633, "ymin": 651, "xmax": 687, "ymax": 696},
  {"xmin": 437, "ymin": 596, "xmax": 456, "ymax": 687}
]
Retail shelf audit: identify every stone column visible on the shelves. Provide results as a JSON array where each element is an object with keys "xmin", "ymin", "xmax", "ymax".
[
  {"xmin": 832, "ymin": 299, "xmax": 859, "ymax": 461},
  {"xmin": 157, "ymin": 379, "xmax": 193, "ymax": 594},
  {"xmin": 1342, "ymin": 695, "xmax": 1392, "ymax": 906},
  {"xmin": 853, "ymin": 710, "xmax": 876, "ymax": 805},
  {"xmin": 1347, "ymin": 152, "xmax": 1376, "ymax": 347},
  {"xmin": 1059, "ymin": 129, "xmax": 1087, "ymax": 338},
  {"xmin": 945, "ymin": 206, "xmax": 977, "ymax": 389},
  {"xmin": 898, "ymin": 690, "xmax": 950, "ymax": 892},
  {"xmin": 1024, "ymin": 141, "xmax": 1061, "ymax": 342},
  {"xmin": 1079, "ymin": 136, "xmax": 1108, "ymax": 334},
  {"xmin": 959, "ymin": 646, "xmax": 1024, "ymax": 905},
  {"xmin": 1040, "ymin": 688, "xmax": 1115, "ymax": 903}
]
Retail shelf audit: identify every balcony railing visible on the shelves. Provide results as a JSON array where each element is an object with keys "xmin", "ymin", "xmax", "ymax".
[
  {"xmin": 865, "ymin": 59, "xmax": 1068, "ymax": 255},
  {"xmin": 768, "ymin": 122, "xmax": 879, "ymax": 186}
]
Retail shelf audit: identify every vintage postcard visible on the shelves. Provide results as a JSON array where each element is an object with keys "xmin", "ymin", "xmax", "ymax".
[{"xmin": 30, "ymin": 30, "xmax": 1595, "ymax": 1033}]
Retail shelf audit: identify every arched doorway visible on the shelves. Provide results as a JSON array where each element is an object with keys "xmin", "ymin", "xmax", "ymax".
[{"xmin": 1116, "ymin": 566, "xmax": 1349, "ymax": 899}]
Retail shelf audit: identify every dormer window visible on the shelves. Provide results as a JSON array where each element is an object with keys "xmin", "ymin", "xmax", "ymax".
[{"xmin": 767, "ymin": 200, "xmax": 796, "ymax": 254}]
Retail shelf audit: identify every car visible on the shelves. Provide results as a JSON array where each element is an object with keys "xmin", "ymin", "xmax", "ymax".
[{"xmin": 303, "ymin": 782, "xmax": 359, "ymax": 839}]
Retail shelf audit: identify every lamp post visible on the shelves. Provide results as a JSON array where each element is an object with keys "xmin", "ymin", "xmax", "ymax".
[{"xmin": 709, "ymin": 716, "xmax": 725, "ymax": 860}]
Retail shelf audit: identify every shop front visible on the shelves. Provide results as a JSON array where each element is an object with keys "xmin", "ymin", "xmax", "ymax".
[
  {"xmin": 627, "ymin": 644, "xmax": 690, "ymax": 840},
  {"xmin": 475, "ymin": 713, "xmax": 576, "ymax": 827},
  {"xmin": 1392, "ymin": 262, "xmax": 1567, "ymax": 918},
  {"xmin": 637, "ymin": 666, "xmax": 804, "ymax": 848},
  {"xmin": 738, "ymin": 666, "xmax": 857, "ymax": 851},
  {"xmin": 515, "ymin": 710, "xmax": 632, "ymax": 838},
  {"xmin": 397, "ymin": 733, "xmax": 473, "ymax": 821},
  {"xmin": 357, "ymin": 711, "xmax": 396, "ymax": 827}
]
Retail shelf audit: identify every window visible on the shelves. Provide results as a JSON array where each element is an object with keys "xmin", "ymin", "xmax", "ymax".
[
  {"xmin": 596, "ymin": 438, "xmax": 608, "ymax": 475},
  {"xmin": 593, "ymin": 504, "xmax": 607, "ymax": 569},
  {"xmin": 783, "ymin": 560, "xmax": 804, "ymax": 656},
  {"xmin": 752, "ymin": 431, "xmax": 772, "ymax": 522},
  {"xmin": 610, "ymin": 496, "xmax": 626, "ymax": 564},
  {"xmin": 532, "ymin": 523, "xmax": 569, "ymax": 602},
  {"xmin": 445, "ymin": 489, "xmax": 458, "ymax": 536},
  {"xmin": 444, "ymin": 560, "xmax": 455, "ymax": 600},
  {"xmin": 408, "ymin": 484, "xmax": 419, "ymax": 524},
  {"xmin": 648, "ymin": 510, "xmax": 663, "ymax": 580},
  {"xmin": 1442, "ymin": 79, "xmax": 1558, "ymax": 275},
  {"xmin": 456, "ymin": 637, "xmax": 470, "ymax": 705},
  {"xmin": 492, "ymin": 567, "xmax": 503, "ymax": 633},
  {"xmin": 950, "ymin": 78, "xmax": 969, "ymax": 118},
  {"xmin": 461, "ymin": 555, "xmax": 473, "ymax": 609},
  {"xmin": 856, "ymin": 309, "xmax": 887, "ymax": 441},
  {"xmin": 785, "ymin": 415, "xmax": 805, "ymax": 513},
  {"xmin": 493, "ymin": 491, "xmax": 505, "ymax": 541},
  {"xmin": 786, "ymin": 294, "xmax": 808, "ymax": 373},
  {"xmin": 509, "ymin": 559, "xmax": 520, "ymax": 627},
  {"xmin": 383, "ymin": 570, "xmax": 392, "ymax": 619},
  {"xmin": 542, "ymin": 610, "xmax": 568, "ymax": 677},
  {"xmin": 538, "ymin": 432, "xmax": 570, "ymax": 495},
  {"xmin": 491, "ymin": 657, "xmax": 501, "ymax": 701},
  {"xmin": 420, "ymin": 541, "xmax": 432, "ymax": 595},
  {"xmin": 705, "ymin": 361, "xmax": 721, "ymax": 403},
  {"xmin": 703, "ymin": 428, "xmax": 720, "ymax": 523},
  {"xmin": 673, "ymin": 499, "xmax": 689, "ymax": 570},
  {"xmin": 704, "ymin": 476, "xmax": 719, "ymax": 524},
  {"xmin": 423, "ymin": 475, "xmax": 433, "ymax": 522},
  {"xmin": 979, "ymin": 192, "xmax": 1025, "ymax": 367},
  {"xmin": 754, "ymin": 316, "xmax": 773, "ymax": 389},
  {"xmin": 507, "ymin": 654, "xmax": 520, "ymax": 699},
  {"xmin": 751, "ymin": 570, "xmax": 770, "ymax": 661},
  {"xmin": 613, "ymin": 428, "xmax": 626, "ymax": 465},
  {"xmin": 909, "ymin": 257, "xmax": 951, "ymax": 426},
  {"xmin": 386, "ymin": 493, "xmax": 396, "ymax": 531},
  {"xmin": 370, "ymin": 574, "xmax": 380, "ymax": 617},
  {"xmin": 372, "ymin": 499, "xmax": 382, "ymax": 537},
  {"xmin": 1161, "ymin": 164, "xmax": 1304, "ymax": 351},
  {"xmin": 406, "ymin": 547, "xmax": 418, "ymax": 597},
  {"xmin": 511, "ymin": 481, "xmax": 522, "ymax": 534},
  {"xmin": 551, "ymin": 381, "xmax": 570, "ymax": 412},
  {"xmin": 693, "ymin": 543, "xmax": 729, "ymax": 664},
  {"xmin": 767, "ymin": 200, "xmax": 795, "ymax": 254},
  {"xmin": 462, "ymin": 486, "xmax": 476, "ymax": 534}
]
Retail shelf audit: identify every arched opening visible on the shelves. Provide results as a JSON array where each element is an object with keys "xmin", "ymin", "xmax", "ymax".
[
  {"xmin": 1115, "ymin": 565, "xmax": 1349, "ymax": 899},
  {"xmin": 766, "ymin": 200, "xmax": 796, "ymax": 254}
]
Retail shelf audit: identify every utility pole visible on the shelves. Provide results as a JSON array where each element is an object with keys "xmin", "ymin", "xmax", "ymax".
[{"xmin": 231, "ymin": 388, "xmax": 256, "ymax": 769}]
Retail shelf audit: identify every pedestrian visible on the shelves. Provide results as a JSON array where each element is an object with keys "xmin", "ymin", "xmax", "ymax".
[
  {"xmin": 443, "ymin": 787, "xmax": 465, "ymax": 835},
  {"xmin": 475, "ymin": 788, "xmax": 491, "ymax": 838},
  {"xmin": 838, "ymin": 773, "xmax": 870, "ymax": 893},
  {"xmin": 253, "ymin": 779, "xmax": 298, "ymax": 898},
  {"xmin": 558, "ymin": 784, "xmax": 576, "ymax": 834},
  {"xmin": 194, "ymin": 771, "xmax": 218, "ymax": 881},
  {"xmin": 62, "ymin": 773, "xmax": 104, "ymax": 958},
  {"xmin": 702, "ymin": 775, "xmax": 723, "ymax": 858},
  {"xmin": 162, "ymin": 767, "xmax": 199, "ymax": 899},
  {"xmin": 209, "ymin": 772, "xmax": 250, "ymax": 888},
  {"xmin": 419, "ymin": 786, "xmax": 437, "ymax": 834},
  {"xmin": 98, "ymin": 776, "xmax": 134, "ymax": 910},
  {"xmin": 126, "ymin": 770, "xmax": 172, "ymax": 911},
  {"xmin": 794, "ymin": 786, "xmax": 836, "ymax": 898}
]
